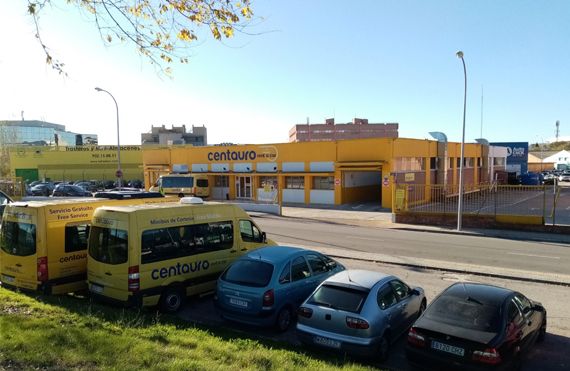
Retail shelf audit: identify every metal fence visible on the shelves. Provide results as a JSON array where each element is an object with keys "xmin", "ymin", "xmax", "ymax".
[{"xmin": 393, "ymin": 183, "xmax": 570, "ymax": 226}]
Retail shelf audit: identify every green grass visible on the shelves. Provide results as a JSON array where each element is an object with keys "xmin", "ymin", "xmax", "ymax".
[{"xmin": 0, "ymin": 287, "xmax": 381, "ymax": 371}]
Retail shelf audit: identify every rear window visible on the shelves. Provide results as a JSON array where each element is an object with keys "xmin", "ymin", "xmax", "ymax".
[
  {"xmin": 309, "ymin": 284, "xmax": 369, "ymax": 313},
  {"xmin": 196, "ymin": 179, "xmax": 209, "ymax": 187},
  {"xmin": 425, "ymin": 295, "xmax": 501, "ymax": 332},
  {"xmin": 88, "ymin": 226, "xmax": 128, "ymax": 265},
  {"xmin": 0, "ymin": 221, "xmax": 36, "ymax": 256},
  {"xmin": 221, "ymin": 260, "xmax": 274, "ymax": 287}
]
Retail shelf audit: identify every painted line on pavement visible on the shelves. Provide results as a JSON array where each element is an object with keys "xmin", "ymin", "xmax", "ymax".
[{"xmin": 507, "ymin": 252, "xmax": 561, "ymax": 260}]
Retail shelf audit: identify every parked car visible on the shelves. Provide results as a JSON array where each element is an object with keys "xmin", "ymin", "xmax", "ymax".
[
  {"xmin": 30, "ymin": 182, "xmax": 55, "ymax": 196},
  {"xmin": 519, "ymin": 172, "xmax": 542, "ymax": 186},
  {"xmin": 406, "ymin": 282, "xmax": 546, "ymax": 370},
  {"xmin": 74, "ymin": 181, "xmax": 99, "ymax": 192},
  {"xmin": 215, "ymin": 246, "xmax": 345, "ymax": 331},
  {"xmin": 559, "ymin": 172, "xmax": 570, "ymax": 182},
  {"xmin": 296, "ymin": 270, "xmax": 426, "ymax": 360},
  {"xmin": 0, "ymin": 190, "xmax": 13, "ymax": 219},
  {"xmin": 52, "ymin": 184, "xmax": 92, "ymax": 197},
  {"xmin": 542, "ymin": 173, "xmax": 556, "ymax": 185}
]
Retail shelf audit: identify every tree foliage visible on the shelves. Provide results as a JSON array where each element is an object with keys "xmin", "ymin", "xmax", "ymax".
[
  {"xmin": 27, "ymin": 0, "xmax": 254, "ymax": 74},
  {"xmin": 530, "ymin": 141, "xmax": 570, "ymax": 152}
]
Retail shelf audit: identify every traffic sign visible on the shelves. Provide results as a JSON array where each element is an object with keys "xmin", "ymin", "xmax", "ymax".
[{"xmin": 115, "ymin": 169, "xmax": 123, "ymax": 178}]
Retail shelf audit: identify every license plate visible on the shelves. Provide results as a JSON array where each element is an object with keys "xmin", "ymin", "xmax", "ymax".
[
  {"xmin": 229, "ymin": 297, "xmax": 248, "ymax": 308},
  {"xmin": 1, "ymin": 274, "xmax": 15, "ymax": 283},
  {"xmin": 313, "ymin": 336, "xmax": 341, "ymax": 349},
  {"xmin": 90, "ymin": 283, "xmax": 104, "ymax": 294},
  {"xmin": 431, "ymin": 340, "xmax": 465, "ymax": 356}
]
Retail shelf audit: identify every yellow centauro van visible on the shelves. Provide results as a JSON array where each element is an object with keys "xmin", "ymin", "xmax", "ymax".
[
  {"xmin": 0, "ymin": 194, "xmax": 176, "ymax": 294},
  {"xmin": 149, "ymin": 173, "xmax": 210, "ymax": 199},
  {"xmin": 87, "ymin": 198, "xmax": 275, "ymax": 312}
]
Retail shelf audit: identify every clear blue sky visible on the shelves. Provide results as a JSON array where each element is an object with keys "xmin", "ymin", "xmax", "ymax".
[{"xmin": 1, "ymin": 0, "xmax": 569, "ymax": 145}]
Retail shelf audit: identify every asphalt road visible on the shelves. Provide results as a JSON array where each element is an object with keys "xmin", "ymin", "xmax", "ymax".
[
  {"xmin": 179, "ymin": 258, "xmax": 570, "ymax": 371},
  {"xmin": 252, "ymin": 215, "xmax": 570, "ymax": 277}
]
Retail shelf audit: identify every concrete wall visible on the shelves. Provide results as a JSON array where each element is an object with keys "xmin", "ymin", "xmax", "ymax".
[{"xmin": 310, "ymin": 190, "xmax": 334, "ymax": 204}]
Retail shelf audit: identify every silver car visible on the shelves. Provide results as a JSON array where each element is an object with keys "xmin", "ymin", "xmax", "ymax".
[{"xmin": 296, "ymin": 269, "xmax": 426, "ymax": 360}]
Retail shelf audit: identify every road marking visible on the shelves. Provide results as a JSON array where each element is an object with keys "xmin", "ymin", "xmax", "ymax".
[{"xmin": 507, "ymin": 252, "xmax": 560, "ymax": 260}]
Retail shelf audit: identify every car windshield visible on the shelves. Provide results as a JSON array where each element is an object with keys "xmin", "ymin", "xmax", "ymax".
[
  {"xmin": 221, "ymin": 260, "xmax": 274, "ymax": 287},
  {"xmin": 308, "ymin": 284, "xmax": 369, "ymax": 313},
  {"xmin": 425, "ymin": 295, "xmax": 502, "ymax": 332},
  {"xmin": 0, "ymin": 221, "xmax": 36, "ymax": 256}
]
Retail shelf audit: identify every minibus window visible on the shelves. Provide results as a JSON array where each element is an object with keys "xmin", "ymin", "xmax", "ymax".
[
  {"xmin": 89, "ymin": 226, "xmax": 128, "ymax": 265},
  {"xmin": 65, "ymin": 224, "xmax": 90, "ymax": 253},
  {"xmin": 141, "ymin": 221, "xmax": 233, "ymax": 264},
  {"xmin": 0, "ymin": 221, "xmax": 36, "ymax": 256},
  {"xmin": 239, "ymin": 220, "xmax": 261, "ymax": 243},
  {"xmin": 162, "ymin": 176, "xmax": 193, "ymax": 188}
]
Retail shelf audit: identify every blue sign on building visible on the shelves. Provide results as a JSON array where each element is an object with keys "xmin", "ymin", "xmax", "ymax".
[{"xmin": 491, "ymin": 142, "xmax": 529, "ymax": 175}]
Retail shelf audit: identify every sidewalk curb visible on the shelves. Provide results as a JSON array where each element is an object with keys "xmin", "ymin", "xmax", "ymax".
[
  {"xmin": 326, "ymin": 253, "xmax": 570, "ymax": 288},
  {"xmin": 389, "ymin": 227, "xmax": 570, "ymax": 245}
]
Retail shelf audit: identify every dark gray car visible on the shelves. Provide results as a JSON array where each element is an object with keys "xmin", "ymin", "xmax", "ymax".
[{"xmin": 296, "ymin": 269, "xmax": 426, "ymax": 360}]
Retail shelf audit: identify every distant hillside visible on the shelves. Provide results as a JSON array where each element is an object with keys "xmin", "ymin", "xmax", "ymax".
[{"xmin": 529, "ymin": 141, "xmax": 570, "ymax": 151}]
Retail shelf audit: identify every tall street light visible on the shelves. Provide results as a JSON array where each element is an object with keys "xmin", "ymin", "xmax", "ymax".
[
  {"xmin": 456, "ymin": 51, "xmax": 467, "ymax": 231},
  {"xmin": 95, "ymin": 87, "xmax": 122, "ymax": 188}
]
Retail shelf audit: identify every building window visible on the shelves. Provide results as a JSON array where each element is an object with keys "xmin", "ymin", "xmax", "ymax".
[
  {"xmin": 259, "ymin": 176, "xmax": 278, "ymax": 190},
  {"xmin": 477, "ymin": 157, "xmax": 482, "ymax": 167},
  {"xmin": 312, "ymin": 176, "xmax": 333, "ymax": 190},
  {"xmin": 214, "ymin": 176, "xmax": 229, "ymax": 187},
  {"xmin": 493, "ymin": 157, "xmax": 505, "ymax": 166},
  {"xmin": 464, "ymin": 157, "xmax": 474, "ymax": 168},
  {"xmin": 430, "ymin": 157, "xmax": 438, "ymax": 170},
  {"xmin": 285, "ymin": 176, "xmax": 304, "ymax": 189},
  {"xmin": 393, "ymin": 157, "xmax": 425, "ymax": 172}
]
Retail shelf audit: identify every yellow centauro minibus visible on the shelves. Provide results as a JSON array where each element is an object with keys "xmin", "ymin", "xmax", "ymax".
[
  {"xmin": 0, "ymin": 193, "xmax": 176, "ymax": 294},
  {"xmin": 149, "ymin": 173, "xmax": 210, "ymax": 199},
  {"xmin": 87, "ymin": 198, "xmax": 275, "ymax": 312}
]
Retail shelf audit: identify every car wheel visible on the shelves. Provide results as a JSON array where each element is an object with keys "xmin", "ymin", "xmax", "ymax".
[
  {"xmin": 160, "ymin": 287, "xmax": 185, "ymax": 313},
  {"xmin": 418, "ymin": 299, "xmax": 427, "ymax": 319},
  {"xmin": 275, "ymin": 307, "xmax": 292, "ymax": 332},
  {"xmin": 377, "ymin": 334, "xmax": 390, "ymax": 362},
  {"xmin": 537, "ymin": 316, "xmax": 547, "ymax": 343},
  {"xmin": 178, "ymin": 193, "xmax": 185, "ymax": 198}
]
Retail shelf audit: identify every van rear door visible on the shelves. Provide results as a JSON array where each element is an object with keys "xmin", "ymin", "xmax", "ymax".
[
  {"xmin": 0, "ymin": 207, "xmax": 40, "ymax": 290},
  {"xmin": 87, "ymin": 212, "xmax": 130, "ymax": 302}
]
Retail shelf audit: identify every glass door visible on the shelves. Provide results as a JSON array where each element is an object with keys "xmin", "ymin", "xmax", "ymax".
[{"xmin": 235, "ymin": 176, "xmax": 252, "ymax": 199}]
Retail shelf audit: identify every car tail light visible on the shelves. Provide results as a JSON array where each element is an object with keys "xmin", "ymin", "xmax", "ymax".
[
  {"xmin": 472, "ymin": 348, "xmax": 502, "ymax": 365},
  {"xmin": 346, "ymin": 316, "xmax": 369, "ymax": 329},
  {"xmin": 407, "ymin": 327, "xmax": 426, "ymax": 348},
  {"xmin": 37, "ymin": 256, "xmax": 48, "ymax": 283},
  {"xmin": 262, "ymin": 289, "xmax": 274, "ymax": 307},
  {"xmin": 297, "ymin": 306, "xmax": 313, "ymax": 318},
  {"xmin": 128, "ymin": 266, "xmax": 140, "ymax": 292}
]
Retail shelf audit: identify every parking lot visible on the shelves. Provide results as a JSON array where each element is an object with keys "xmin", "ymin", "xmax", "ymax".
[{"xmin": 177, "ymin": 257, "xmax": 570, "ymax": 371}]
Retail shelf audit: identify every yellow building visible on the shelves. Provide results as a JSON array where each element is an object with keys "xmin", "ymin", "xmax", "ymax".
[
  {"xmin": 9, "ymin": 145, "xmax": 143, "ymax": 182},
  {"xmin": 142, "ymin": 138, "xmax": 490, "ymax": 210}
]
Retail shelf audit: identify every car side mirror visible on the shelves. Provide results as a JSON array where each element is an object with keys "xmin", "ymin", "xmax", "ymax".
[
  {"xmin": 326, "ymin": 261, "xmax": 337, "ymax": 270},
  {"xmin": 261, "ymin": 231, "xmax": 267, "ymax": 243},
  {"xmin": 411, "ymin": 288, "xmax": 421, "ymax": 296},
  {"xmin": 531, "ymin": 304, "xmax": 544, "ymax": 312}
]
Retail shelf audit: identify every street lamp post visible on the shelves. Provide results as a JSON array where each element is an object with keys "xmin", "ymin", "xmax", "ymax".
[
  {"xmin": 456, "ymin": 51, "xmax": 467, "ymax": 231},
  {"xmin": 95, "ymin": 87, "xmax": 122, "ymax": 188}
]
